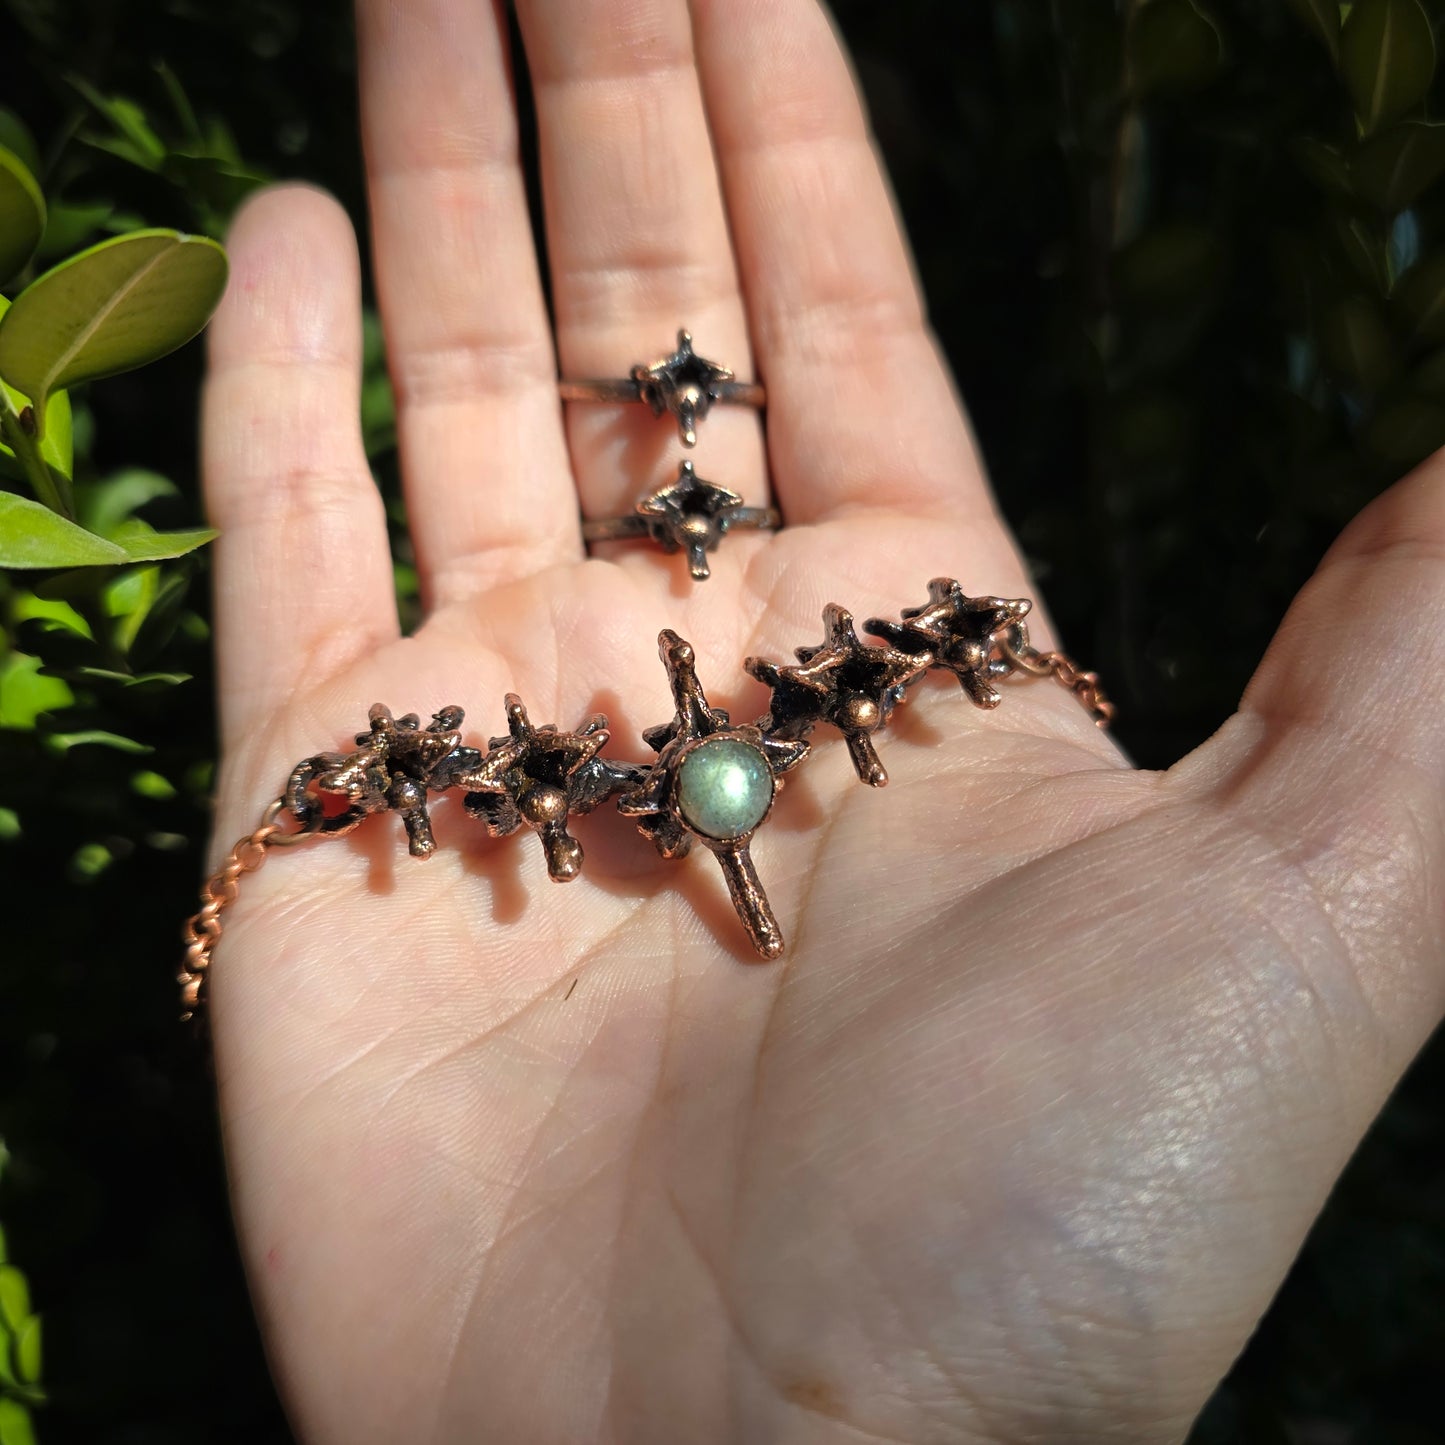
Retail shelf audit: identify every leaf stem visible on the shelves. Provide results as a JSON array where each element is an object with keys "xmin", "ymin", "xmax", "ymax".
[{"xmin": 0, "ymin": 388, "xmax": 73, "ymax": 518}]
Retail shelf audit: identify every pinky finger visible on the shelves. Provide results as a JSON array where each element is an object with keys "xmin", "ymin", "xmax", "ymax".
[{"xmin": 202, "ymin": 185, "xmax": 398, "ymax": 751}]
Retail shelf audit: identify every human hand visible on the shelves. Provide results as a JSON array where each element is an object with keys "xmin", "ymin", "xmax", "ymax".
[{"xmin": 200, "ymin": 2, "xmax": 1445, "ymax": 1440}]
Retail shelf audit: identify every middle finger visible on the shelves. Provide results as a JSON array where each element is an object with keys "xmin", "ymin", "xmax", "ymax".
[{"xmin": 516, "ymin": 0, "xmax": 768, "ymax": 526}]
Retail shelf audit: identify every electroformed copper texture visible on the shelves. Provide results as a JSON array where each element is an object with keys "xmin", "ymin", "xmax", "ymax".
[
  {"xmin": 559, "ymin": 329, "xmax": 765, "ymax": 447},
  {"xmin": 865, "ymin": 580, "xmax": 1034, "ymax": 709},
  {"xmin": 746, "ymin": 604, "xmax": 931, "ymax": 787},
  {"xmin": 617, "ymin": 630, "xmax": 809, "ymax": 958},
  {"xmin": 186, "ymin": 582, "xmax": 1115, "ymax": 1023},
  {"xmin": 285, "ymin": 704, "xmax": 481, "ymax": 856},
  {"xmin": 581, "ymin": 460, "xmax": 781, "ymax": 580},
  {"xmin": 458, "ymin": 696, "xmax": 643, "ymax": 880}
]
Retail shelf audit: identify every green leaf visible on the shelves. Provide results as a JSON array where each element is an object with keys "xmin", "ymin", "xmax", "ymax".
[
  {"xmin": 79, "ymin": 467, "xmax": 178, "ymax": 535},
  {"xmin": 68, "ymin": 76, "xmax": 166, "ymax": 168},
  {"xmin": 1127, "ymin": 0, "xmax": 1224, "ymax": 96},
  {"xmin": 0, "ymin": 299, "xmax": 73, "ymax": 484},
  {"xmin": 0, "ymin": 229, "xmax": 228, "ymax": 427},
  {"xmin": 1352, "ymin": 121, "xmax": 1445, "ymax": 210},
  {"xmin": 1320, "ymin": 295, "xmax": 1399, "ymax": 390},
  {"xmin": 0, "ymin": 807, "xmax": 19, "ymax": 840},
  {"xmin": 1283, "ymin": 0, "xmax": 1341, "ymax": 57},
  {"xmin": 0, "ymin": 1220, "xmax": 6, "ymax": 1262},
  {"xmin": 0, "ymin": 652, "xmax": 75, "ymax": 728},
  {"xmin": 0, "ymin": 493, "xmax": 125, "ymax": 568},
  {"xmin": 0, "ymin": 1267, "xmax": 29, "ymax": 1331},
  {"xmin": 0, "ymin": 111, "xmax": 42, "ymax": 182},
  {"xmin": 108, "ymin": 519, "xmax": 217, "ymax": 562},
  {"xmin": 0, "ymin": 147, "xmax": 45, "ymax": 286},
  {"xmin": 132, "ymin": 768, "xmax": 177, "ymax": 799},
  {"xmin": 1340, "ymin": 0, "xmax": 1436, "ymax": 135},
  {"xmin": 38, "ymin": 200, "xmax": 114, "ymax": 262},
  {"xmin": 0, "ymin": 1398, "xmax": 37, "ymax": 1445},
  {"xmin": 1393, "ymin": 251, "xmax": 1445, "ymax": 339},
  {"xmin": 42, "ymin": 730, "xmax": 152, "ymax": 754},
  {"xmin": 12, "ymin": 1316, "xmax": 39, "ymax": 1386}
]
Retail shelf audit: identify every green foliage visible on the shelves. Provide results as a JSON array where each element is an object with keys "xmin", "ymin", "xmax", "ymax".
[
  {"xmin": 0, "ymin": 1151, "xmax": 43, "ymax": 1442},
  {"xmin": 0, "ymin": 150, "xmax": 45, "ymax": 286}
]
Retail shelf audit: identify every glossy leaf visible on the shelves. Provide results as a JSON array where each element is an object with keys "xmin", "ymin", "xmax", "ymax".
[
  {"xmin": 0, "ymin": 147, "xmax": 45, "ymax": 286},
  {"xmin": 1340, "ymin": 0, "xmax": 1435, "ymax": 135},
  {"xmin": 0, "ymin": 1399, "xmax": 37, "ymax": 1445},
  {"xmin": 43, "ymin": 730, "xmax": 152, "ymax": 754},
  {"xmin": 1393, "ymin": 252, "xmax": 1445, "ymax": 340},
  {"xmin": 0, "ymin": 653, "xmax": 74, "ymax": 729},
  {"xmin": 78, "ymin": 467, "xmax": 178, "ymax": 537},
  {"xmin": 108, "ymin": 519, "xmax": 217, "ymax": 561},
  {"xmin": 1284, "ymin": 0, "xmax": 1341, "ymax": 57},
  {"xmin": 0, "ymin": 493, "xmax": 126, "ymax": 568},
  {"xmin": 0, "ymin": 295, "xmax": 73, "ymax": 485},
  {"xmin": 1127, "ymin": 0, "xmax": 1224, "ymax": 96},
  {"xmin": 0, "ymin": 111, "xmax": 41, "ymax": 181},
  {"xmin": 0, "ymin": 230, "xmax": 228, "ymax": 427},
  {"xmin": 12, "ymin": 1316, "xmax": 39, "ymax": 1386},
  {"xmin": 1352, "ymin": 122, "xmax": 1445, "ymax": 210},
  {"xmin": 0, "ymin": 1267, "xmax": 29, "ymax": 1331}
]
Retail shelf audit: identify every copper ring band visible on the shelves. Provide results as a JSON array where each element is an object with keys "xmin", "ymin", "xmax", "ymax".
[
  {"xmin": 558, "ymin": 329, "xmax": 764, "ymax": 446},
  {"xmin": 582, "ymin": 505, "xmax": 780, "ymax": 544},
  {"xmin": 559, "ymin": 377, "xmax": 766, "ymax": 407}
]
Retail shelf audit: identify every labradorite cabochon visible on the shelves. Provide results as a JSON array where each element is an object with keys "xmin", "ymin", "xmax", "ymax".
[{"xmin": 674, "ymin": 737, "xmax": 774, "ymax": 841}]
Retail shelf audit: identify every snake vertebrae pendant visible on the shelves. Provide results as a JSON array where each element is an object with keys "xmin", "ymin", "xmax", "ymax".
[{"xmin": 178, "ymin": 581, "xmax": 1113, "ymax": 1023}]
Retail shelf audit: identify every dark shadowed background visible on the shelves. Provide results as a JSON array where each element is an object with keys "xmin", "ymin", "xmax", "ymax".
[{"xmin": 2, "ymin": 0, "xmax": 1443, "ymax": 1440}]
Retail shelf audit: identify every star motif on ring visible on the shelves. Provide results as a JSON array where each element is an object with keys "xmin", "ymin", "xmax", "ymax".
[
  {"xmin": 618, "ymin": 630, "xmax": 809, "ymax": 958},
  {"xmin": 633, "ymin": 459, "xmax": 749, "ymax": 580},
  {"xmin": 864, "ymin": 578, "xmax": 1033, "ymax": 709},
  {"xmin": 458, "ymin": 696, "xmax": 642, "ymax": 881},
  {"xmin": 632, "ymin": 329, "xmax": 736, "ymax": 446},
  {"xmin": 746, "ymin": 605, "xmax": 930, "ymax": 787}
]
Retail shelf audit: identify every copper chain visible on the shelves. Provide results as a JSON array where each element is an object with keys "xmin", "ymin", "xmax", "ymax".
[
  {"xmin": 999, "ymin": 630, "xmax": 1115, "ymax": 727},
  {"xmin": 177, "ymin": 798, "xmax": 314, "ymax": 1023}
]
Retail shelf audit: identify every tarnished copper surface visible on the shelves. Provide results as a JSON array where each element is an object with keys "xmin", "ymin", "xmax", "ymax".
[
  {"xmin": 582, "ymin": 460, "xmax": 781, "ymax": 580},
  {"xmin": 559, "ymin": 329, "xmax": 765, "ymax": 446},
  {"xmin": 747, "ymin": 604, "xmax": 930, "ymax": 787},
  {"xmin": 458, "ymin": 695, "xmax": 643, "ymax": 880},
  {"xmin": 618, "ymin": 630, "xmax": 809, "ymax": 958},
  {"xmin": 181, "ymin": 584, "xmax": 1113, "ymax": 1022}
]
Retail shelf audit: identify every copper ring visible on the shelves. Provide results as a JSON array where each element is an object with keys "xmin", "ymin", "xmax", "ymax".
[
  {"xmin": 582, "ymin": 459, "xmax": 781, "ymax": 580},
  {"xmin": 559, "ymin": 328, "xmax": 765, "ymax": 446}
]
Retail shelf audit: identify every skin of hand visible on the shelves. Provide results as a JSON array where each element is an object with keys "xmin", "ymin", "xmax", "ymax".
[{"xmin": 199, "ymin": 1, "xmax": 1445, "ymax": 1441}]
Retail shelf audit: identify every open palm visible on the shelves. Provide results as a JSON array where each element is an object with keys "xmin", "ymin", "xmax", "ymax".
[{"xmin": 201, "ymin": 2, "xmax": 1445, "ymax": 1441}]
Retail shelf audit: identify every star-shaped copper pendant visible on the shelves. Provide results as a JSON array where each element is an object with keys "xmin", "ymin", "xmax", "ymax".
[
  {"xmin": 865, "ymin": 579, "xmax": 1033, "ymax": 709},
  {"xmin": 746, "ymin": 604, "xmax": 929, "ymax": 787},
  {"xmin": 633, "ymin": 460, "xmax": 748, "ymax": 580},
  {"xmin": 632, "ymin": 329, "xmax": 737, "ymax": 446},
  {"xmin": 618, "ymin": 631, "xmax": 809, "ymax": 958},
  {"xmin": 285, "ymin": 704, "xmax": 480, "ymax": 856},
  {"xmin": 458, "ymin": 696, "xmax": 642, "ymax": 881}
]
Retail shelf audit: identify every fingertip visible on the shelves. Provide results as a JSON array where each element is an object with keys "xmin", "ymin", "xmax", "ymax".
[{"xmin": 210, "ymin": 183, "xmax": 362, "ymax": 372}]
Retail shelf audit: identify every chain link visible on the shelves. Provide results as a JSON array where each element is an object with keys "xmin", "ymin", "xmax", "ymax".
[
  {"xmin": 998, "ymin": 628, "xmax": 1115, "ymax": 728},
  {"xmin": 178, "ymin": 799, "xmax": 304, "ymax": 1023}
]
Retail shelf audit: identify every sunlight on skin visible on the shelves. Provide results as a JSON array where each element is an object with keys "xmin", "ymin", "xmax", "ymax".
[{"xmin": 198, "ymin": 1, "xmax": 1445, "ymax": 1441}]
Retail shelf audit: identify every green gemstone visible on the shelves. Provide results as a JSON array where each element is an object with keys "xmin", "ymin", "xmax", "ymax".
[{"xmin": 675, "ymin": 737, "xmax": 774, "ymax": 841}]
